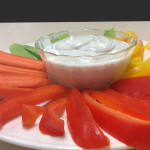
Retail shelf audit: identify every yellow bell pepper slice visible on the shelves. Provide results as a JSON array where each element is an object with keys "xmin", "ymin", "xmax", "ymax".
[
  {"xmin": 133, "ymin": 68, "xmax": 150, "ymax": 77},
  {"xmin": 130, "ymin": 37, "xmax": 145, "ymax": 60},
  {"xmin": 120, "ymin": 61, "xmax": 150, "ymax": 79},
  {"xmin": 115, "ymin": 31, "xmax": 144, "ymax": 62},
  {"xmin": 114, "ymin": 34, "xmax": 124, "ymax": 41},
  {"xmin": 126, "ymin": 57, "xmax": 150, "ymax": 71},
  {"xmin": 145, "ymin": 41, "xmax": 150, "ymax": 50},
  {"xmin": 124, "ymin": 31, "xmax": 137, "ymax": 45},
  {"xmin": 130, "ymin": 57, "xmax": 142, "ymax": 63},
  {"xmin": 138, "ymin": 37, "xmax": 145, "ymax": 51},
  {"xmin": 125, "ymin": 31, "xmax": 137, "ymax": 38},
  {"xmin": 124, "ymin": 31, "xmax": 145, "ymax": 60}
]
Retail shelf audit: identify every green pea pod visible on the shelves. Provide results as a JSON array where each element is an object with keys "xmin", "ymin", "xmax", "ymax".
[
  {"xmin": 103, "ymin": 26, "xmax": 115, "ymax": 39},
  {"xmin": 21, "ymin": 45, "xmax": 42, "ymax": 61},
  {"xmin": 9, "ymin": 43, "xmax": 36, "ymax": 59}
]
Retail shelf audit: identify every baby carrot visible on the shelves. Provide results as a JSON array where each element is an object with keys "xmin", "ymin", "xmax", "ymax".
[
  {"xmin": 0, "ymin": 64, "xmax": 49, "ymax": 78},
  {"xmin": 0, "ymin": 73, "xmax": 51, "ymax": 88},
  {"xmin": 0, "ymin": 50, "xmax": 46, "ymax": 71}
]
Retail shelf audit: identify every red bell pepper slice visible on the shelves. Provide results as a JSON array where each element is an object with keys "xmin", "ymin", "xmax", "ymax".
[
  {"xmin": 82, "ymin": 88, "xmax": 150, "ymax": 150},
  {"xmin": 22, "ymin": 105, "xmax": 45, "ymax": 125},
  {"xmin": 39, "ymin": 96, "xmax": 67, "ymax": 136},
  {"xmin": 101, "ymin": 87, "xmax": 150, "ymax": 108},
  {"xmin": 0, "ymin": 85, "xmax": 33, "ymax": 100},
  {"xmin": 66, "ymin": 87, "xmax": 110, "ymax": 149},
  {"xmin": 110, "ymin": 76, "xmax": 150, "ymax": 100},
  {"xmin": 90, "ymin": 87, "xmax": 150, "ymax": 121},
  {"xmin": 0, "ymin": 84, "xmax": 70, "ymax": 127}
]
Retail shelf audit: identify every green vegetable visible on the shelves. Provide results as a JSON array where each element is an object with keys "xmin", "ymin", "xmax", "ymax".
[
  {"xmin": 9, "ymin": 27, "xmax": 116, "ymax": 60},
  {"xmin": 9, "ymin": 43, "xmax": 42, "ymax": 60},
  {"xmin": 59, "ymin": 33, "xmax": 69, "ymax": 40},
  {"xmin": 21, "ymin": 45, "xmax": 42, "ymax": 61},
  {"xmin": 103, "ymin": 26, "xmax": 115, "ymax": 39},
  {"xmin": 9, "ymin": 43, "xmax": 35, "ymax": 59},
  {"xmin": 50, "ymin": 38, "xmax": 59, "ymax": 44}
]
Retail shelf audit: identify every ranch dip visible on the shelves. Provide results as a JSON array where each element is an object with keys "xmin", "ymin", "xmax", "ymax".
[
  {"xmin": 43, "ymin": 34, "xmax": 131, "ymax": 90},
  {"xmin": 44, "ymin": 34, "xmax": 129, "ymax": 56}
]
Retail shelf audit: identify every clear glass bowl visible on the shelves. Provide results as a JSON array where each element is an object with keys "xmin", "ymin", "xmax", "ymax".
[{"xmin": 35, "ymin": 29, "xmax": 137, "ymax": 90}]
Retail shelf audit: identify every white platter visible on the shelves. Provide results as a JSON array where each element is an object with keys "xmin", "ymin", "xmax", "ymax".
[{"xmin": 0, "ymin": 41, "xmax": 149, "ymax": 150}]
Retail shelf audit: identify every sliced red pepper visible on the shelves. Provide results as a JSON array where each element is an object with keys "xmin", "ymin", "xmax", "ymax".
[
  {"xmin": 90, "ymin": 87, "xmax": 150, "ymax": 121},
  {"xmin": 66, "ymin": 87, "xmax": 110, "ymax": 149},
  {"xmin": 110, "ymin": 76, "xmax": 150, "ymax": 100},
  {"xmin": 0, "ymin": 85, "xmax": 33, "ymax": 100},
  {"xmin": 82, "ymin": 88, "xmax": 150, "ymax": 150},
  {"xmin": 0, "ymin": 84, "xmax": 70, "ymax": 127},
  {"xmin": 22, "ymin": 105, "xmax": 45, "ymax": 125},
  {"xmin": 101, "ymin": 87, "xmax": 150, "ymax": 109},
  {"xmin": 39, "ymin": 96, "xmax": 67, "ymax": 136}
]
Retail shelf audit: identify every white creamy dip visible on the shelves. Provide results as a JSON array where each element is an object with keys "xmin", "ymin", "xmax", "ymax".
[
  {"xmin": 42, "ymin": 34, "xmax": 133, "ymax": 90},
  {"xmin": 44, "ymin": 34, "xmax": 129, "ymax": 56}
]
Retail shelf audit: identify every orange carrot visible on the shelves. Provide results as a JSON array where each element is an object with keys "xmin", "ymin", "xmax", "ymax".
[
  {"xmin": 0, "ymin": 73, "xmax": 51, "ymax": 88},
  {"xmin": 0, "ymin": 64, "xmax": 49, "ymax": 78},
  {"xmin": 0, "ymin": 86, "xmax": 33, "ymax": 100},
  {"xmin": 0, "ymin": 50, "xmax": 46, "ymax": 71}
]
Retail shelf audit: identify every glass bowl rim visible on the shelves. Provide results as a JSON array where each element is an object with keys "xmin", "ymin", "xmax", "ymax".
[{"xmin": 35, "ymin": 29, "xmax": 137, "ymax": 58}]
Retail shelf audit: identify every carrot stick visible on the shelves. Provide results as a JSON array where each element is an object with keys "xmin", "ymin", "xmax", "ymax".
[
  {"xmin": 0, "ymin": 86, "xmax": 33, "ymax": 100},
  {"xmin": 0, "ymin": 73, "xmax": 51, "ymax": 88},
  {"xmin": 0, "ymin": 50, "xmax": 46, "ymax": 71},
  {"xmin": 0, "ymin": 64, "xmax": 49, "ymax": 78}
]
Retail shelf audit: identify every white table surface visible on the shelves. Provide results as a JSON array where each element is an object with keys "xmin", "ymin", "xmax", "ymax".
[{"xmin": 0, "ymin": 22, "xmax": 148, "ymax": 150}]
